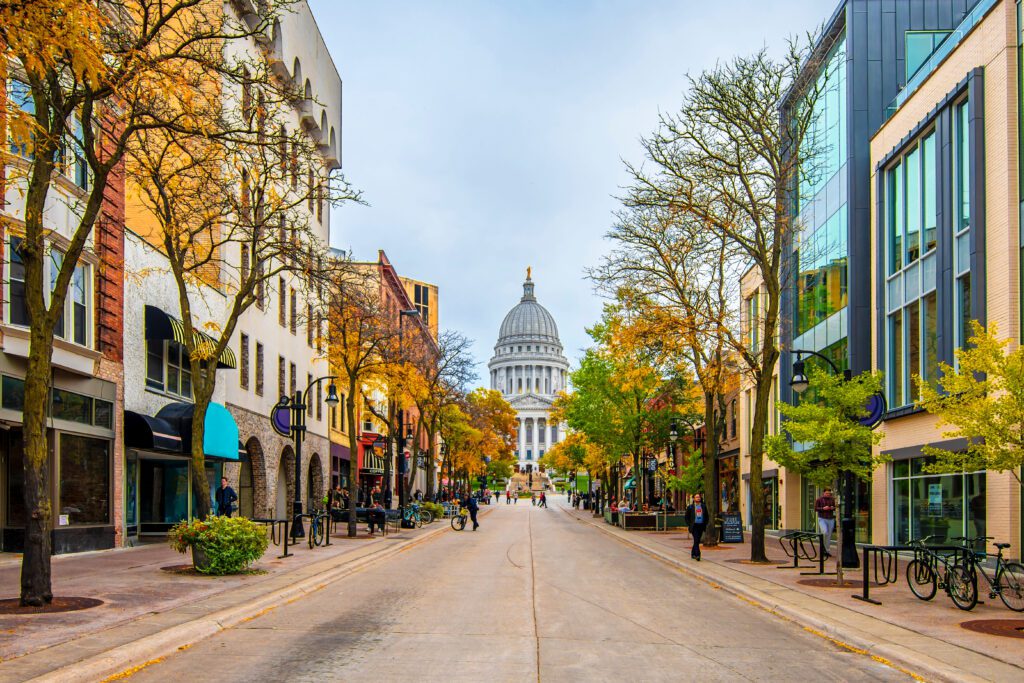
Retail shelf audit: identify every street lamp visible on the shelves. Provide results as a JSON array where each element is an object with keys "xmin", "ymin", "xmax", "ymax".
[
  {"xmin": 396, "ymin": 308, "xmax": 419, "ymax": 511},
  {"xmin": 788, "ymin": 348, "xmax": 856, "ymax": 568},
  {"xmin": 278, "ymin": 375, "xmax": 339, "ymax": 539}
]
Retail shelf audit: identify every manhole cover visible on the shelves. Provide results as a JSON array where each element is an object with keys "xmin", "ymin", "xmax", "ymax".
[
  {"xmin": 725, "ymin": 559, "xmax": 789, "ymax": 566},
  {"xmin": 960, "ymin": 619, "xmax": 1024, "ymax": 639},
  {"xmin": 0, "ymin": 597, "xmax": 103, "ymax": 614},
  {"xmin": 797, "ymin": 578, "xmax": 885, "ymax": 589}
]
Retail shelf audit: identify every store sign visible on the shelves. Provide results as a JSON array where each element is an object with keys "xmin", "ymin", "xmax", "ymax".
[
  {"xmin": 721, "ymin": 512, "xmax": 744, "ymax": 543},
  {"xmin": 270, "ymin": 404, "xmax": 290, "ymax": 437},
  {"xmin": 859, "ymin": 392, "xmax": 887, "ymax": 429},
  {"xmin": 928, "ymin": 483, "xmax": 943, "ymax": 515}
]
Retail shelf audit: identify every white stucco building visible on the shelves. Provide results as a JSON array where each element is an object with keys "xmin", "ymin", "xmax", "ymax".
[{"xmin": 487, "ymin": 272, "xmax": 569, "ymax": 473}]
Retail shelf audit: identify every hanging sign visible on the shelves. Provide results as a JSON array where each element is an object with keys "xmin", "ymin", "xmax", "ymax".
[{"xmin": 270, "ymin": 404, "xmax": 290, "ymax": 437}]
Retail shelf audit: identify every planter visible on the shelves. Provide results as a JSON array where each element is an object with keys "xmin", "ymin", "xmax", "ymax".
[{"xmin": 191, "ymin": 545, "xmax": 211, "ymax": 572}]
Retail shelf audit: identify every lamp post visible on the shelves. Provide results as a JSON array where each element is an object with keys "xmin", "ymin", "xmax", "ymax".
[
  {"xmin": 396, "ymin": 308, "xmax": 419, "ymax": 510},
  {"xmin": 279, "ymin": 376, "xmax": 339, "ymax": 539},
  {"xmin": 788, "ymin": 348, "xmax": 858, "ymax": 568}
]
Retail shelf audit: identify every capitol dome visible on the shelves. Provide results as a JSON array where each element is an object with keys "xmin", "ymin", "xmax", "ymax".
[{"xmin": 497, "ymin": 277, "xmax": 561, "ymax": 345}]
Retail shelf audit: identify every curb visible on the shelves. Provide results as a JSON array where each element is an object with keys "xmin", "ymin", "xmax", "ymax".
[
  {"xmin": 24, "ymin": 517, "xmax": 457, "ymax": 683},
  {"xmin": 566, "ymin": 507, "xmax": 1013, "ymax": 683}
]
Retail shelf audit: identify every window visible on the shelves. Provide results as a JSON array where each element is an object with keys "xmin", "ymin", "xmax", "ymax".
[
  {"xmin": 954, "ymin": 99, "xmax": 972, "ymax": 357},
  {"xmin": 240, "ymin": 333, "xmax": 250, "ymax": 390},
  {"xmin": 278, "ymin": 356, "xmax": 286, "ymax": 398},
  {"xmin": 290, "ymin": 362, "xmax": 296, "ymax": 398},
  {"xmin": 146, "ymin": 340, "xmax": 192, "ymax": 398},
  {"xmin": 892, "ymin": 456, "xmax": 984, "ymax": 546},
  {"xmin": 307, "ymin": 373, "xmax": 313, "ymax": 417},
  {"xmin": 70, "ymin": 262, "xmax": 87, "ymax": 345},
  {"xmin": 729, "ymin": 399, "xmax": 737, "ymax": 439},
  {"xmin": 290, "ymin": 141, "xmax": 299, "ymax": 189},
  {"xmin": 550, "ymin": 424, "xmax": 557, "ymax": 442},
  {"xmin": 308, "ymin": 170, "xmax": 315, "ymax": 212},
  {"xmin": 59, "ymin": 434, "xmax": 110, "ymax": 525},
  {"xmin": 746, "ymin": 290, "xmax": 759, "ymax": 353},
  {"xmin": 278, "ymin": 126, "xmax": 287, "ymax": 171},
  {"xmin": 905, "ymin": 31, "xmax": 951, "ymax": 82},
  {"xmin": 7, "ymin": 79, "xmax": 34, "ymax": 158},
  {"xmin": 61, "ymin": 115, "xmax": 89, "ymax": 190},
  {"xmin": 241, "ymin": 244, "xmax": 250, "ymax": 283},
  {"xmin": 7, "ymin": 236, "xmax": 28, "ymax": 326},
  {"xmin": 241, "ymin": 68, "xmax": 252, "ymax": 122},
  {"xmin": 307, "ymin": 302, "xmax": 313, "ymax": 346},
  {"xmin": 794, "ymin": 209, "xmax": 848, "ymax": 336},
  {"xmin": 317, "ymin": 182, "xmax": 324, "ymax": 223},
  {"xmin": 289, "ymin": 288, "xmax": 296, "ymax": 334},
  {"xmin": 316, "ymin": 378, "xmax": 322, "ymax": 421},
  {"xmin": 414, "ymin": 284, "xmax": 430, "ymax": 321},
  {"xmin": 49, "ymin": 249, "xmax": 65, "ymax": 339},
  {"xmin": 255, "ymin": 342, "xmax": 264, "ymax": 396},
  {"xmin": 256, "ymin": 262, "xmax": 265, "ymax": 311},
  {"xmin": 885, "ymin": 129, "xmax": 939, "ymax": 407},
  {"xmin": 278, "ymin": 277, "xmax": 286, "ymax": 327},
  {"xmin": 956, "ymin": 100, "xmax": 970, "ymax": 231}
]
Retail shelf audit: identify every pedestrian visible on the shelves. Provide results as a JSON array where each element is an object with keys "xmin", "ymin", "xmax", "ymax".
[
  {"xmin": 514, "ymin": 489, "xmax": 519, "ymax": 505},
  {"xmin": 506, "ymin": 490, "xmax": 511, "ymax": 504},
  {"xmin": 215, "ymin": 477, "xmax": 237, "ymax": 517},
  {"xmin": 531, "ymin": 493, "xmax": 536, "ymax": 506},
  {"xmin": 815, "ymin": 486, "xmax": 837, "ymax": 560},
  {"xmin": 462, "ymin": 491, "xmax": 480, "ymax": 530},
  {"xmin": 539, "ymin": 492, "xmax": 547, "ymax": 508},
  {"xmin": 685, "ymin": 493, "xmax": 708, "ymax": 561},
  {"xmin": 494, "ymin": 490, "xmax": 501, "ymax": 504}
]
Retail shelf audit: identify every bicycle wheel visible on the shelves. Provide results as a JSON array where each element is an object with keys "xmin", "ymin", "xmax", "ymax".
[
  {"xmin": 313, "ymin": 516, "xmax": 326, "ymax": 546},
  {"xmin": 451, "ymin": 514, "xmax": 466, "ymax": 531},
  {"xmin": 307, "ymin": 519, "xmax": 317, "ymax": 549},
  {"xmin": 947, "ymin": 564, "xmax": 978, "ymax": 611},
  {"xmin": 997, "ymin": 562, "xmax": 1024, "ymax": 612},
  {"xmin": 906, "ymin": 559, "xmax": 937, "ymax": 601},
  {"xmin": 418, "ymin": 510, "xmax": 433, "ymax": 525}
]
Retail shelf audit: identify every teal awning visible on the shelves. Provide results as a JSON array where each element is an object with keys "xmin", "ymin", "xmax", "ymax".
[
  {"xmin": 155, "ymin": 401, "xmax": 240, "ymax": 461},
  {"xmin": 623, "ymin": 477, "xmax": 636, "ymax": 490}
]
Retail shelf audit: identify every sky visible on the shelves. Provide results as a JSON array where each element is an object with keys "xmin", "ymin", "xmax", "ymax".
[{"xmin": 311, "ymin": 0, "xmax": 835, "ymax": 385}]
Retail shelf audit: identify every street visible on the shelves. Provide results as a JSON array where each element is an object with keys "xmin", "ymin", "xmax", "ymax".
[{"xmin": 128, "ymin": 499, "xmax": 908, "ymax": 682}]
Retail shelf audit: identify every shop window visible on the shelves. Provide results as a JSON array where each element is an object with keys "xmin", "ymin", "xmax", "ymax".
[
  {"xmin": 146, "ymin": 340, "xmax": 192, "ymax": 398},
  {"xmin": 59, "ymin": 434, "xmax": 110, "ymax": 525},
  {"xmin": 51, "ymin": 388, "xmax": 92, "ymax": 424},
  {"xmin": 5, "ymin": 430, "xmax": 26, "ymax": 526},
  {"xmin": 893, "ymin": 456, "xmax": 985, "ymax": 546}
]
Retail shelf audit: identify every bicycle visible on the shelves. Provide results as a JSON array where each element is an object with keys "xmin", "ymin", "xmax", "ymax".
[
  {"xmin": 953, "ymin": 536, "xmax": 1024, "ymax": 612},
  {"xmin": 307, "ymin": 509, "xmax": 329, "ymax": 548},
  {"xmin": 451, "ymin": 507, "xmax": 468, "ymax": 531},
  {"xmin": 905, "ymin": 535, "xmax": 977, "ymax": 610}
]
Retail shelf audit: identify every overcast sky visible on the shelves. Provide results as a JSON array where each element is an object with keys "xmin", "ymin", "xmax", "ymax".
[{"xmin": 311, "ymin": 0, "xmax": 834, "ymax": 385}]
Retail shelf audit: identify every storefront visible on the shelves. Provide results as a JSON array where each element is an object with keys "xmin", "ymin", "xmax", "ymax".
[
  {"xmin": 330, "ymin": 442, "xmax": 350, "ymax": 490},
  {"xmin": 744, "ymin": 470, "xmax": 780, "ymax": 530},
  {"xmin": 801, "ymin": 477, "xmax": 871, "ymax": 544},
  {"xmin": 124, "ymin": 402, "xmax": 241, "ymax": 538},
  {"xmin": 0, "ymin": 367, "xmax": 117, "ymax": 554},
  {"xmin": 892, "ymin": 456, "xmax": 985, "ymax": 546}
]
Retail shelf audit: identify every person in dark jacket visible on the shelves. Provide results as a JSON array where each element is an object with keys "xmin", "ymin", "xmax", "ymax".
[
  {"xmin": 685, "ymin": 493, "xmax": 709, "ymax": 561},
  {"xmin": 462, "ymin": 492, "xmax": 480, "ymax": 530},
  {"xmin": 215, "ymin": 477, "xmax": 237, "ymax": 517}
]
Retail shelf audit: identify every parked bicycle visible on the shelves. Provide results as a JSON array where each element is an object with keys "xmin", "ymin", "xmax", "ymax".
[
  {"xmin": 400, "ymin": 504, "xmax": 433, "ymax": 528},
  {"xmin": 451, "ymin": 507, "xmax": 469, "ymax": 531},
  {"xmin": 905, "ymin": 535, "xmax": 977, "ymax": 611},
  {"xmin": 953, "ymin": 536, "xmax": 1024, "ymax": 612},
  {"xmin": 306, "ymin": 509, "xmax": 329, "ymax": 548}
]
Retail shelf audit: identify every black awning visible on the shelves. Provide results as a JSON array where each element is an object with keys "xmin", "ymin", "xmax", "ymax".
[
  {"xmin": 124, "ymin": 411, "xmax": 182, "ymax": 453},
  {"xmin": 144, "ymin": 305, "xmax": 237, "ymax": 369}
]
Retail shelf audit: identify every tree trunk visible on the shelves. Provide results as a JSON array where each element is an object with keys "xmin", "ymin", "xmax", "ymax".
[
  {"xmin": 189, "ymin": 392, "xmax": 214, "ymax": 519},
  {"xmin": 425, "ymin": 427, "xmax": 437, "ymax": 498},
  {"xmin": 834, "ymin": 476, "xmax": 844, "ymax": 586},
  {"xmin": 20, "ymin": 322, "xmax": 56, "ymax": 606},
  {"xmin": 701, "ymin": 393, "xmax": 720, "ymax": 547},
  {"xmin": 747, "ymin": 368, "xmax": 774, "ymax": 563},
  {"xmin": 346, "ymin": 388, "xmax": 360, "ymax": 537}
]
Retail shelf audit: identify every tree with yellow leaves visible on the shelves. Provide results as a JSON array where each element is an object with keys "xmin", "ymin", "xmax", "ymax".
[{"xmin": 1, "ymin": 0, "xmax": 316, "ymax": 606}]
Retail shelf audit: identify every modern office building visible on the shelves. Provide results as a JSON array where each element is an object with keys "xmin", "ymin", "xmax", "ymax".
[
  {"xmin": 779, "ymin": 0, "xmax": 983, "ymax": 544},
  {"xmin": 869, "ymin": 0, "xmax": 1020, "ymax": 555}
]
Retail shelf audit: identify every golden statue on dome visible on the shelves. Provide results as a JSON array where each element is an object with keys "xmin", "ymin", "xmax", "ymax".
[{"xmin": 527, "ymin": 266, "xmax": 532, "ymax": 279}]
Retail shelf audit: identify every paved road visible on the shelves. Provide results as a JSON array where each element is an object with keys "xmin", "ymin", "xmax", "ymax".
[{"xmin": 130, "ymin": 500, "xmax": 907, "ymax": 682}]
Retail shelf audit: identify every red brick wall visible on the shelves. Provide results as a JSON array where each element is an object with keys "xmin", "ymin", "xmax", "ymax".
[{"xmin": 96, "ymin": 108, "xmax": 125, "ymax": 363}]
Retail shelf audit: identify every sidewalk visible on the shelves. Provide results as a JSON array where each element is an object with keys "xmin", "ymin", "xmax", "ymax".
[
  {"xmin": 561, "ymin": 502, "xmax": 1024, "ymax": 683},
  {"xmin": 0, "ymin": 517, "xmax": 454, "ymax": 682}
]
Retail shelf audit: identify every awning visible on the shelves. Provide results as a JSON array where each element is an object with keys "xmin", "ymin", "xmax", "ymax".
[
  {"xmin": 124, "ymin": 411, "xmax": 182, "ymax": 453},
  {"xmin": 156, "ymin": 401, "xmax": 240, "ymax": 461},
  {"xmin": 360, "ymin": 452, "xmax": 385, "ymax": 474},
  {"xmin": 623, "ymin": 477, "xmax": 636, "ymax": 490},
  {"xmin": 331, "ymin": 442, "xmax": 351, "ymax": 461},
  {"xmin": 145, "ymin": 305, "xmax": 237, "ymax": 369}
]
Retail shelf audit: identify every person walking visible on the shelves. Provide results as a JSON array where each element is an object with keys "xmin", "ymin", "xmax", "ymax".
[
  {"xmin": 531, "ymin": 492, "xmax": 536, "ymax": 506},
  {"xmin": 814, "ymin": 487, "xmax": 837, "ymax": 559},
  {"xmin": 463, "ymin": 491, "xmax": 480, "ymax": 530},
  {"xmin": 514, "ymin": 489, "xmax": 519, "ymax": 504},
  {"xmin": 494, "ymin": 490, "xmax": 501, "ymax": 504},
  {"xmin": 685, "ymin": 493, "xmax": 709, "ymax": 561},
  {"xmin": 215, "ymin": 477, "xmax": 237, "ymax": 517},
  {"xmin": 506, "ymin": 490, "xmax": 511, "ymax": 504},
  {"xmin": 538, "ymin": 491, "xmax": 547, "ymax": 508}
]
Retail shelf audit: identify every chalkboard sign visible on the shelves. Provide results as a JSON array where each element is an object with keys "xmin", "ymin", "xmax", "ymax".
[{"xmin": 721, "ymin": 512, "xmax": 744, "ymax": 543}]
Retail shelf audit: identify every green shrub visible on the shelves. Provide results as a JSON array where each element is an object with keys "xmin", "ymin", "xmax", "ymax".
[
  {"xmin": 168, "ymin": 515, "xmax": 269, "ymax": 575},
  {"xmin": 419, "ymin": 501, "xmax": 444, "ymax": 519}
]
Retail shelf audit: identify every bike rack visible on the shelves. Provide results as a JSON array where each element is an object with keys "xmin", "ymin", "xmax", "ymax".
[
  {"xmin": 850, "ymin": 545, "xmax": 907, "ymax": 604},
  {"xmin": 777, "ymin": 531, "xmax": 822, "ymax": 570}
]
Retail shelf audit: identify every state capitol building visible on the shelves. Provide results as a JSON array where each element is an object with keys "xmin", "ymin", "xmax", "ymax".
[{"xmin": 487, "ymin": 270, "xmax": 569, "ymax": 474}]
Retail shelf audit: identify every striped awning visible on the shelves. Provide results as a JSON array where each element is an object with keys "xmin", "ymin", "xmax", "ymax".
[
  {"xmin": 360, "ymin": 452, "xmax": 385, "ymax": 475},
  {"xmin": 145, "ymin": 305, "xmax": 237, "ymax": 369}
]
